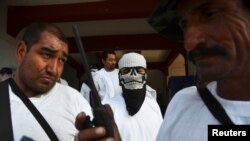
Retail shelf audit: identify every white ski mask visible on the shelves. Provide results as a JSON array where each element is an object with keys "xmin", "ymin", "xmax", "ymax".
[{"xmin": 118, "ymin": 52, "xmax": 147, "ymax": 90}]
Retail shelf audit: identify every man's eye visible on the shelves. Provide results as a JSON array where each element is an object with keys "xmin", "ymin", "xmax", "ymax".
[
  {"xmin": 120, "ymin": 68, "xmax": 130, "ymax": 74},
  {"xmin": 205, "ymin": 11, "xmax": 216, "ymax": 18},
  {"xmin": 203, "ymin": 8, "xmax": 221, "ymax": 19},
  {"xmin": 59, "ymin": 58, "xmax": 67, "ymax": 65},
  {"xmin": 42, "ymin": 53, "xmax": 51, "ymax": 59},
  {"xmin": 136, "ymin": 67, "xmax": 145, "ymax": 74}
]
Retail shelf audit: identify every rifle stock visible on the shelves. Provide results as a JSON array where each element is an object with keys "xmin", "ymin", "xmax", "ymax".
[{"xmin": 72, "ymin": 24, "xmax": 114, "ymax": 138}]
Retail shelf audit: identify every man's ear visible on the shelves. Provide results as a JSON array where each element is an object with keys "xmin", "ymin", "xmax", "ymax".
[{"xmin": 15, "ymin": 41, "xmax": 27, "ymax": 61}]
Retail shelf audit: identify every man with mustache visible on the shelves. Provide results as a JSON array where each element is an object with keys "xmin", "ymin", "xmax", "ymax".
[
  {"xmin": 149, "ymin": 0, "xmax": 250, "ymax": 141},
  {"xmin": 93, "ymin": 49, "xmax": 122, "ymax": 101},
  {"xmin": 0, "ymin": 22, "xmax": 119, "ymax": 141},
  {"xmin": 102, "ymin": 52, "xmax": 163, "ymax": 141}
]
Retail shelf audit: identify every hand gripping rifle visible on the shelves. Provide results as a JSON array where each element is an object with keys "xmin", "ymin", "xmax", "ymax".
[{"xmin": 72, "ymin": 24, "xmax": 114, "ymax": 138}]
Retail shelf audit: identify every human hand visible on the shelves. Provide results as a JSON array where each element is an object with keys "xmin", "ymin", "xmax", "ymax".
[
  {"xmin": 75, "ymin": 109, "xmax": 121, "ymax": 141},
  {"xmin": 103, "ymin": 104, "xmax": 121, "ymax": 141}
]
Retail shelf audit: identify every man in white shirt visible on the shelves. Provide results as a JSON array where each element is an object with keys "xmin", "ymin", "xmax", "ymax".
[
  {"xmin": 0, "ymin": 22, "xmax": 119, "ymax": 141},
  {"xmin": 94, "ymin": 49, "xmax": 122, "ymax": 101},
  {"xmin": 148, "ymin": 0, "xmax": 250, "ymax": 141},
  {"xmin": 102, "ymin": 52, "xmax": 163, "ymax": 141}
]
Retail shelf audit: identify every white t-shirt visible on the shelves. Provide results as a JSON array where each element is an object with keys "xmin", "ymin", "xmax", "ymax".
[
  {"xmin": 59, "ymin": 78, "xmax": 69, "ymax": 86},
  {"xmin": 102, "ymin": 85, "xmax": 163, "ymax": 141},
  {"xmin": 156, "ymin": 81, "xmax": 250, "ymax": 141},
  {"xmin": 94, "ymin": 68, "xmax": 122, "ymax": 101},
  {"xmin": 10, "ymin": 82, "xmax": 93, "ymax": 141}
]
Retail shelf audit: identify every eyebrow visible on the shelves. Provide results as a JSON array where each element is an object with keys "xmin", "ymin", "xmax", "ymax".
[{"xmin": 40, "ymin": 46, "xmax": 68, "ymax": 58}]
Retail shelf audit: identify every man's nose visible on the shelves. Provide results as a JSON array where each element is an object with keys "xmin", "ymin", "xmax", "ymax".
[
  {"xmin": 184, "ymin": 25, "xmax": 209, "ymax": 52},
  {"xmin": 47, "ymin": 59, "xmax": 58, "ymax": 75}
]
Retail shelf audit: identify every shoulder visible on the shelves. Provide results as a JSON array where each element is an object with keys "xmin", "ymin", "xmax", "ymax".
[
  {"xmin": 102, "ymin": 95, "xmax": 124, "ymax": 104},
  {"xmin": 113, "ymin": 69, "xmax": 119, "ymax": 73},
  {"xmin": 146, "ymin": 85, "xmax": 157, "ymax": 99},
  {"xmin": 97, "ymin": 68, "xmax": 106, "ymax": 74},
  {"xmin": 56, "ymin": 82, "xmax": 79, "ymax": 94},
  {"xmin": 102, "ymin": 95, "xmax": 125, "ymax": 110},
  {"xmin": 59, "ymin": 78, "xmax": 68, "ymax": 85},
  {"xmin": 54, "ymin": 83, "xmax": 91, "ymax": 106},
  {"xmin": 170, "ymin": 86, "xmax": 201, "ymax": 104},
  {"xmin": 94, "ymin": 68, "xmax": 106, "ymax": 79},
  {"xmin": 46, "ymin": 83, "xmax": 93, "ymax": 117},
  {"xmin": 166, "ymin": 86, "xmax": 202, "ymax": 114}
]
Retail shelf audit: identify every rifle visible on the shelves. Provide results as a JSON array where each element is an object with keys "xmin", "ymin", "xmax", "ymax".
[{"xmin": 72, "ymin": 24, "xmax": 114, "ymax": 138}]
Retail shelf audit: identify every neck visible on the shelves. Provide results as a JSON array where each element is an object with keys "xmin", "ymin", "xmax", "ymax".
[
  {"xmin": 217, "ymin": 77, "xmax": 250, "ymax": 101},
  {"xmin": 13, "ymin": 73, "xmax": 35, "ymax": 97},
  {"xmin": 105, "ymin": 68, "xmax": 115, "ymax": 72}
]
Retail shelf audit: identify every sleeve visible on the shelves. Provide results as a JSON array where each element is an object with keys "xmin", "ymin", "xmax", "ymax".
[
  {"xmin": 80, "ymin": 83, "xmax": 90, "ymax": 102},
  {"xmin": 93, "ymin": 73, "xmax": 106, "ymax": 100}
]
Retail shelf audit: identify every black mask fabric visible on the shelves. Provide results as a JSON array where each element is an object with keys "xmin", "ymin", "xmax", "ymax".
[{"xmin": 122, "ymin": 85, "xmax": 146, "ymax": 116}]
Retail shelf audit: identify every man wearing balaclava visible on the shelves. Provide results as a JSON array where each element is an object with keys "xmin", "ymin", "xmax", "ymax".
[{"xmin": 102, "ymin": 52, "xmax": 163, "ymax": 141}]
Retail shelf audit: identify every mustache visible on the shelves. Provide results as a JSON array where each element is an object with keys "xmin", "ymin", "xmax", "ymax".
[
  {"xmin": 41, "ymin": 72, "xmax": 57, "ymax": 81},
  {"xmin": 188, "ymin": 44, "xmax": 228, "ymax": 64}
]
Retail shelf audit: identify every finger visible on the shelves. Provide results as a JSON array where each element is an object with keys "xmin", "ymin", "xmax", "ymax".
[
  {"xmin": 104, "ymin": 104, "xmax": 114, "ymax": 120},
  {"xmin": 104, "ymin": 104, "xmax": 121, "ymax": 141},
  {"xmin": 75, "ymin": 112, "xmax": 86, "ymax": 130},
  {"xmin": 98, "ymin": 137, "xmax": 114, "ymax": 141},
  {"xmin": 78, "ymin": 127, "xmax": 106, "ymax": 141}
]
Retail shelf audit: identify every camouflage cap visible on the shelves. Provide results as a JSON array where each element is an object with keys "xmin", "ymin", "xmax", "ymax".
[{"xmin": 148, "ymin": 0, "xmax": 183, "ymax": 42}]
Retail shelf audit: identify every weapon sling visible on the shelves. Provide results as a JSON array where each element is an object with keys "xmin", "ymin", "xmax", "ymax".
[
  {"xmin": 0, "ymin": 79, "xmax": 14, "ymax": 141},
  {"xmin": 197, "ymin": 86, "xmax": 234, "ymax": 125},
  {"xmin": 0, "ymin": 78, "xmax": 59, "ymax": 141}
]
